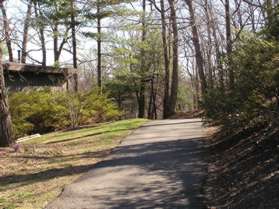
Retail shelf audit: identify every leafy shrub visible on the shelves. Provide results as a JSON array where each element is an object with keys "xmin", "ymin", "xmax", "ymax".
[
  {"xmin": 9, "ymin": 90, "xmax": 69, "ymax": 138},
  {"xmin": 82, "ymin": 91, "xmax": 122, "ymax": 123},
  {"xmin": 203, "ymin": 35, "xmax": 279, "ymax": 130},
  {"xmin": 9, "ymin": 90, "xmax": 121, "ymax": 138}
]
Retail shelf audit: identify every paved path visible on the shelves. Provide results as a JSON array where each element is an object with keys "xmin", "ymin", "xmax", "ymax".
[{"xmin": 46, "ymin": 119, "xmax": 208, "ymax": 209}]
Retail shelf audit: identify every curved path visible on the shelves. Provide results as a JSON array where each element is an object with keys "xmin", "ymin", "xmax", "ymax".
[{"xmin": 46, "ymin": 119, "xmax": 208, "ymax": 209}]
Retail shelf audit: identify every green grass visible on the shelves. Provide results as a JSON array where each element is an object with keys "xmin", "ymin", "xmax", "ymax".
[
  {"xmin": 0, "ymin": 119, "xmax": 148, "ymax": 209},
  {"xmin": 27, "ymin": 119, "xmax": 146, "ymax": 144}
]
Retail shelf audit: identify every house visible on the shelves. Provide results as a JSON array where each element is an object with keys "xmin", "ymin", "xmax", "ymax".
[{"xmin": 3, "ymin": 63, "xmax": 78, "ymax": 91}]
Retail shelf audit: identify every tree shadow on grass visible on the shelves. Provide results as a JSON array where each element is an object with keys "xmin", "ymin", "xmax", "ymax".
[
  {"xmin": 9, "ymin": 149, "xmax": 112, "ymax": 161},
  {"xmin": 0, "ymin": 149, "xmax": 114, "ymax": 192},
  {"xmin": 0, "ymin": 163, "xmax": 99, "ymax": 192}
]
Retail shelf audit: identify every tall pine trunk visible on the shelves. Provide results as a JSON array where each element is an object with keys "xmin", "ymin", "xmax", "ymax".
[
  {"xmin": 21, "ymin": 0, "xmax": 32, "ymax": 63},
  {"xmin": 0, "ymin": 1, "xmax": 13, "ymax": 62},
  {"xmin": 168, "ymin": 0, "xmax": 179, "ymax": 116},
  {"xmin": 160, "ymin": 0, "xmax": 171, "ymax": 118},
  {"xmin": 71, "ymin": 0, "xmax": 78, "ymax": 92},
  {"xmin": 71, "ymin": 0, "xmax": 77, "ymax": 69},
  {"xmin": 138, "ymin": 0, "xmax": 147, "ymax": 118},
  {"xmin": 0, "ymin": 45, "xmax": 13, "ymax": 147},
  {"xmin": 97, "ymin": 0, "xmax": 102, "ymax": 90}
]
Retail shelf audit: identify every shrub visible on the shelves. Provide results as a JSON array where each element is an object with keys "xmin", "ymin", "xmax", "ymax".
[
  {"xmin": 9, "ymin": 89, "xmax": 122, "ymax": 138},
  {"xmin": 82, "ymin": 91, "xmax": 122, "ymax": 123},
  {"xmin": 203, "ymin": 35, "xmax": 279, "ymax": 130}
]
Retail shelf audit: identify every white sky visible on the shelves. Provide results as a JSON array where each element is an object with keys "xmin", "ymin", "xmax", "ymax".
[{"xmin": 4, "ymin": 0, "xmax": 143, "ymax": 67}]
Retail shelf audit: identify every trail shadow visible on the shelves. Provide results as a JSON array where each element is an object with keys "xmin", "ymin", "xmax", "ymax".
[
  {"xmin": 54, "ymin": 138, "xmax": 208, "ymax": 209},
  {"xmin": 141, "ymin": 120, "xmax": 203, "ymax": 128}
]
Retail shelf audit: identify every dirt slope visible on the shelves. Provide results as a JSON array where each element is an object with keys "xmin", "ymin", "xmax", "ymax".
[{"xmin": 206, "ymin": 126, "xmax": 279, "ymax": 209}]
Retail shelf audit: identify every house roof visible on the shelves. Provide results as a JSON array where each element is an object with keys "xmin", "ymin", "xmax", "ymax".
[
  {"xmin": 3, "ymin": 62, "xmax": 77, "ymax": 75},
  {"xmin": 3, "ymin": 62, "xmax": 78, "ymax": 89}
]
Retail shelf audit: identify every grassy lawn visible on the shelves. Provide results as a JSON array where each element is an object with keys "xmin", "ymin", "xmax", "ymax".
[{"xmin": 0, "ymin": 119, "xmax": 147, "ymax": 209}]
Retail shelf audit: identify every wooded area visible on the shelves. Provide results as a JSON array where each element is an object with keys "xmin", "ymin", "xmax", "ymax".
[
  {"xmin": 0, "ymin": 0, "xmax": 277, "ymax": 146},
  {"xmin": 0, "ymin": 0, "xmax": 279, "ymax": 208}
]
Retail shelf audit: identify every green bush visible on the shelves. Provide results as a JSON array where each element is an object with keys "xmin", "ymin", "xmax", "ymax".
[
  {"xmin": 82, "ymin": 91, "xmax": 122, "ymax": 123},
  {"xmin": 203, "ymin": 35, "xmax": 279, "ymax": 130},
  {"xmin": 9, "ymin": 90, "xmax": 122, "ymax": 138}
]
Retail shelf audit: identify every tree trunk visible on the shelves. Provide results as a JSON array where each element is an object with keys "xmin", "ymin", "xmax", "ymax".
[
  {"xmin": 71, "ymin": 0, "xmax": 77, "ymax": 69},
  {"xmin": 209, "ymin": 3, "xmax": 224, "ymax": 91},
  {"xmin": 194, "ymin": 63, "xmax": 200, "ymax": 109},
  {"xmin": 97, "ymin": 0, "xmax": 102, "ymax": 90},
  {"xmin": 21, "ymin": 0, "xmax": 32, "ymax": 63},
  {"xmin": 148, "ymin": 64, "xmax": 158, "ymax": 119},
  {"xmin": 266, "ymin": 0, "xmax": 273, "ymax": 25},
  {"xmin": 53, "ymin": 23, "xmax": 59, "ymax": 62},
  {"xmin": 204, "ymin": 0, "xmax": 213, "ymax": 89},
  {"xmin": 186, "ymin": 0, "xmax": 207, "ymax": 97},
  {"xmin": 168, "ymin": 0, "xmax": 179, "ymax": 116},
  {"xmin": 53, "ymin": 23, "xmax": 69, "ymax": 64},
  {"xmin": 137, "ymin": 86, "xmax": 145, "ymax": 118},
  {"xmin": 160, "ymin": 0, "xmax": 171, "ymax": 119},
  {"xmin": 0, "ymin": 1, "xmax": 13, "ymax": 62},
  {"xmin": 225, "ymin": 0, "xmax": 234, "ymax": 89},
  {"xmin": 249, "ymin": 3, "xmax": 256, "ymax": 33},
  {"xmin": 153, "ymin": 75, "xmax": 158, "ymax": 119},
  {"xmin": 138, "ymin": 0, "xmax": 147, "ymax": 118},
  {"xmin": 0, "ymin": 45, "xmax": 13, "ymax": 147},
  {"xmin": 234, "ymin": 0, "xmax": 243, "ymax": 28},
  {"xmin": 34, "ymin": 2, "xmax": 47, "ymax": 66},
  {"xmin": 70, "ymin": 0, "xmax": 78, "ymax": 91}
]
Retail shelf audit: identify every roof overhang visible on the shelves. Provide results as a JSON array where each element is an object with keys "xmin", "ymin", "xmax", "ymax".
[
  {"xmin": 3, "ymin": 62, "xmax": 77, "ymax": 75},
  {"xmin": 3, "ymin": 63, "xmax": 78, "ymax": 89}
]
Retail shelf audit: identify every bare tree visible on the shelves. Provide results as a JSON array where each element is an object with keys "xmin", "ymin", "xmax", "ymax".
[
  {"xmin": 34, "ymin": 1, "xmax": 47, "ymax": 66},
  {"xmin": 185, "ymin": 0, "xmax": 207, "ymax": 97}
]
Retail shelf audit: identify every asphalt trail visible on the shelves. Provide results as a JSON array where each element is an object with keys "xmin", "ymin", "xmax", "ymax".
[{"xmin": 46, "ymin": 119, "xmax": 208, "ymax": 209}]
